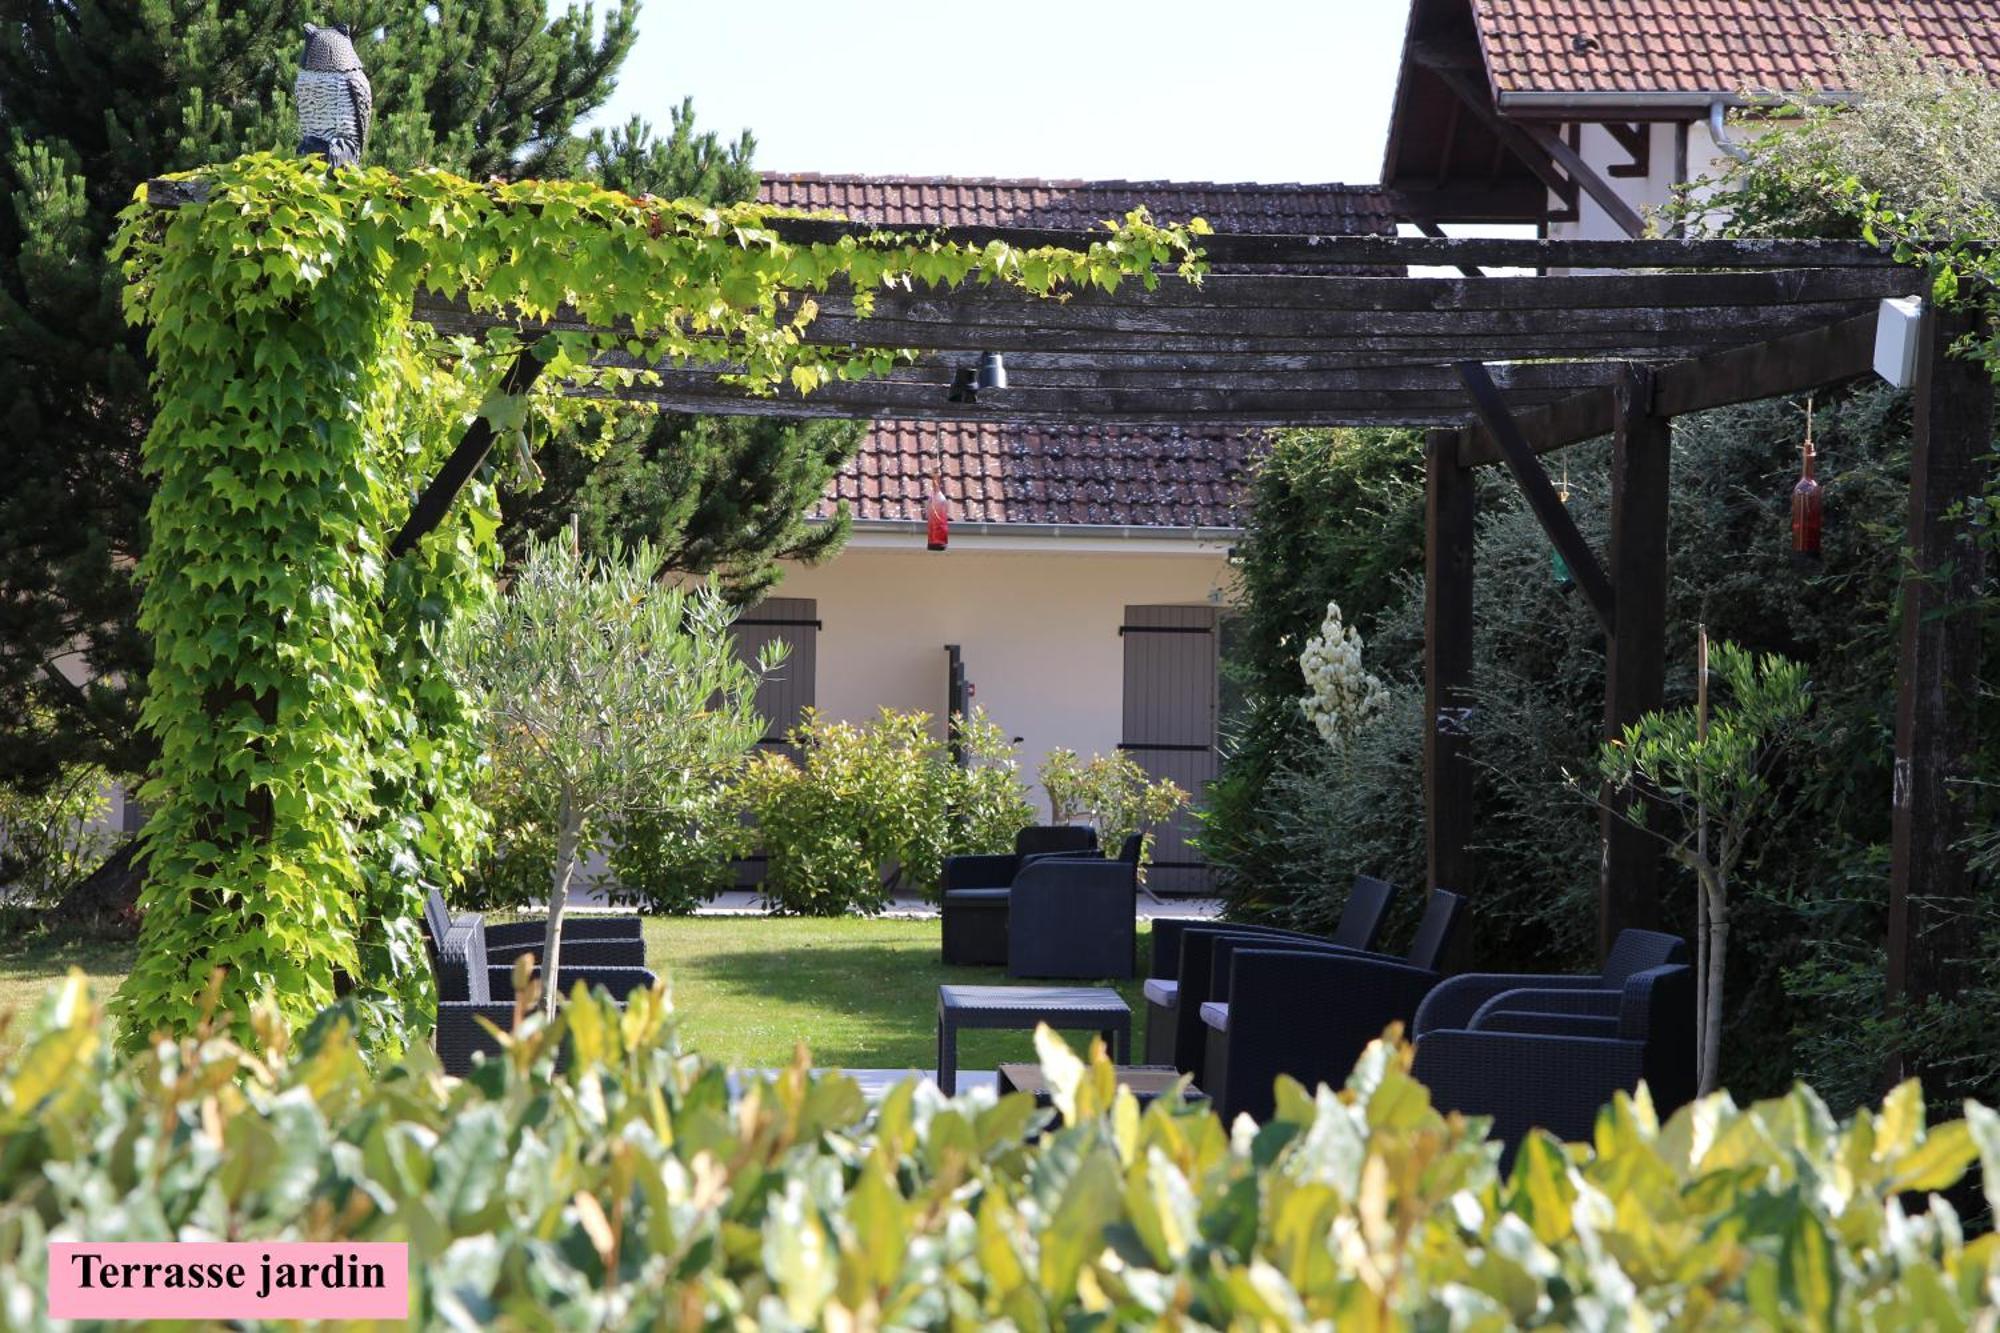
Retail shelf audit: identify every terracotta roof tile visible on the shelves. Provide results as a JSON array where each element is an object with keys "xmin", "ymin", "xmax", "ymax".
[
  {"xmin": 759, "ymin": 173, "xmax": 1394, "ymax": 236},
  {"xmin": 1473, "ymin": 0, "xmax": 2000, "ymax": 96},
  {"xmin": 758, "ymin": 174, "xmax": 1377, "ymax": 528},
  {"xmin": 813, "ymin": 421, "xmax": 1260, "ymax": 529}
]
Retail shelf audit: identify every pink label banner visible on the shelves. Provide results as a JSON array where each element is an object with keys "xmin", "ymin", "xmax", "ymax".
[{"xmin": 48, "ymin": 1242, "xmax": 409, "ymax": 1321}]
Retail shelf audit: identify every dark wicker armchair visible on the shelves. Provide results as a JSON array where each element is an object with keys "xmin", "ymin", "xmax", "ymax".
[
  {"xmin": 426, "ymin": 887, "xmax": 647, "ymax": 970},
  {"xmin": 1409, "ymin": 928, "xmax": 1689, "ymax": 1039},
  {"xmin": 1197, "ymin": 888, "xmax": 1465, "ymax": 1122},
  {"xmin": 1143, "ymin": 875, "xmax": 1398, "ymax": 1066},
  {"xmin": 1006, "ymin": 841, "xmax": 1141, "ymax": 979},
  {"xmin": 939, "ymin": 825, "xmax": 1097, "ymax": 966},
  {"xmin": 424, "ymin": 909, "xmax": 657, "ymax": 1075},
  {"xmin": 1412, "ymin": 961, "xmax": 1696, "ymax": 1156}
]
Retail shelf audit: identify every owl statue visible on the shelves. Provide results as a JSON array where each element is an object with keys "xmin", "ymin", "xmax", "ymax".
[{"xmin": 295, "ymin": 23, "xmax": 372, "ymax": 169}]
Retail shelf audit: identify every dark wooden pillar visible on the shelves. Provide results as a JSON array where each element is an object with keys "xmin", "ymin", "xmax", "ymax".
[
  {"xmin": 1600, "ymin": 364, "xmax": 1671, "ymax": 957},
  {"xmin": 1888, "ymin": 307, "xmax": 1994, "ymax": 1072},
  {"xmin": 1425, "ymin": 428, "xmax": 1477, "ymax": 898}
]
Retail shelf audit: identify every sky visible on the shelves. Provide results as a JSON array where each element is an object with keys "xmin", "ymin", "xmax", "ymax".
[{"xmin": 593, "ymin": 1, "xmax": 1415, "ymax": 185}]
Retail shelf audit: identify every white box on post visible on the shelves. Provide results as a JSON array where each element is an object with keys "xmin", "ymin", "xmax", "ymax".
[{"xmin": 1874, "ymin": 295, "xmax": 1926, "ymax": 389}]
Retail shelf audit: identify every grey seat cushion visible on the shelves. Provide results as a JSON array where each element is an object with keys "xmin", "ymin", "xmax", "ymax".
[
  {"xmin": 1142, "ymin": 978, "xmax": 1179, "ymax": 1008},
  {"xmin": 944, "ymin": 888, "xmax": 1011, "ymax": 905},
  {"xmin": 1199, "ymin": 1001, "xmax": 1230, "ymax": 1032}
]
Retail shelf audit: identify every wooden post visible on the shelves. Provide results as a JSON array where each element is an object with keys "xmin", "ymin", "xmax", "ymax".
[
  {"xmin": 1425, "ymin": 428, "xmax": 1478, "ymax": 900},
  {"xmin": 1888, "ymin": 307, "xmax": 1994, "ymax": 1076},
  {"xmin": 1600, "ymin": 363, "xmax": 1672, "ymax": 957}
]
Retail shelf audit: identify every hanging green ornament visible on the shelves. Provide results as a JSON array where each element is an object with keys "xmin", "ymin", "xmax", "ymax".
[{"xmin": 1551, "ymin": 462, "xmax": 1575, "ymax": 588}]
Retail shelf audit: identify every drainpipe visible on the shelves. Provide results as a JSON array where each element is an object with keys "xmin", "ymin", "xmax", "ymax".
[{"xmin": 1708, "ymin": 100, "xmax": 1753, "ymax": 163}]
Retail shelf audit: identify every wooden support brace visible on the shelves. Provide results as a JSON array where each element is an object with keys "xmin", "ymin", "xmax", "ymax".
[
  {"xmin": 387, "ymin": 347, "xmax": 548, "ymax": 560},
  {"xmin": 1599, "ymin": 364, "xmax": 1671, "ymax": 957},
  {"xmin": 1412, "ymin": 219, "xmax": 1485, "ymax": 279},
  {"xmin": 1522, "ymin": 124, "xmax": 1650, "ymax": 239},
  {"xmin": 1887, "ymin": 306, "xmax": 1995, "ymax": 1080},
  {"xmin": 1425, "ymin": 427, "xmax": 1478, "ymax": 902},
  {"xmin": 1457, "ymin": 360, "xmax": 1615, "ymax": 630}
]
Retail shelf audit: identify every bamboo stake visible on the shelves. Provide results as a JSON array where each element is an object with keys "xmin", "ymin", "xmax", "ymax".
[{"xmin": 1695, "ymin": 625, "xmax": 1711, "ymax": 1076}]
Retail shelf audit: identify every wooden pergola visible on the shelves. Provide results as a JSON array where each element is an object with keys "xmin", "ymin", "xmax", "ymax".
[{"xmin": 412, "ymin": 224, "xmax": 1990, "ymax": 1035}]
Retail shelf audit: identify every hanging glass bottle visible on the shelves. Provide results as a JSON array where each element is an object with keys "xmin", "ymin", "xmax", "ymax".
[
  {"xmin": 1551, "ymin": 462, "xmax": 1575, "ymax": 588},
  {"xmin": 926, "ymin": 471, "xmax": 951, "ymax": 551},
  {"xmin": 1792, "ymin": 399, "xmax": 1822, "ymax": 565}
]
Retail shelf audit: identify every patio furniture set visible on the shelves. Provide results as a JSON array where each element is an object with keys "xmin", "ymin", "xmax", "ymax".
[
  {"xmin": 417, "ymin": 820, "xmax": 1694, "ymax": 1150},
  {"xmin": 938, "ymin": 824, "xmax": 1697, "ymax": 1149}
]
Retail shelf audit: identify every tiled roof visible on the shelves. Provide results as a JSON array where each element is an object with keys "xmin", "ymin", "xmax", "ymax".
[
  {"xmin": 760, "ymin": 175, "xmax": 1388, "ymax": 529},
  {"xmin": 813, "ymin": 420, "xmax": 1255, "ymax": 530},
  {"xmin": 759, "ymin": 173, "xmax": 1395, "ymax": 236},
  {"xmin": 1473, "ymin": 0, "xmax": 2000, "ymax": 97}
]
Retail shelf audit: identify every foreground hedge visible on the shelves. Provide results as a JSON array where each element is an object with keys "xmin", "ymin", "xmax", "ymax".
[{"xmin": 2, "ymin": 975, "xmax": 1998, "ymax": 1329}]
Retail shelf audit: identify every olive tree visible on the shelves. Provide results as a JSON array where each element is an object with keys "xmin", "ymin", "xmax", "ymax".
[
  {"xmin": 440, "ymin": 534, "xmax": 772, "ymax": 1010},
  {"xmin": 1598, "ymin": 638, "xmax": 1810, "ymax": 1096}
]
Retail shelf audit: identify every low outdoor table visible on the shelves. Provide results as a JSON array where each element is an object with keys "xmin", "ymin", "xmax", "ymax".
[
  {"xmin": 935, "ymin": 985, "xmax": 1131, "ymax": 1095},
  {"xmin": 996, "ymin": 1062, "xmax": 1203, "ymax": 1108}
]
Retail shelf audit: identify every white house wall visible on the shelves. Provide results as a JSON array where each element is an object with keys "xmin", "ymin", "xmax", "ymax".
[{"xmin": 770, "ymin": 539, "xmax": 1234, "ymax": 818}]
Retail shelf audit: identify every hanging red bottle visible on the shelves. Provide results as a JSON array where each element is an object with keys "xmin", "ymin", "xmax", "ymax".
[
  {"xmin": 1791, "ymin": 436, "xmax": 1821, "ymax": 563},
  {"xmin": 926, "ymin": 475, "xmax": 950, "ymax": 551}
]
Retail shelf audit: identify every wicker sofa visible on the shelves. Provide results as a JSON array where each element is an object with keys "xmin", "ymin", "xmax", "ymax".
[
  {"xmin": 1006, "ymin": 835, "xmax": 1144, "ymax": 979},
  {"xmin": 939, "ymin": 825, "xmax": 1098, "ymax": 966},
  {"xmin": 1411, "ymin": 958, "xmax": 1695, "ymax": 1154},
  {"xmin": 422, "ymin": 900, "xmax": 657, "ymax": 1075},
  {"xmin": 426, "ymin": 887, "xmax": 647, "ymax": 970},
  {"xmin": 1195, "ymin": 888, "xmax": 1465, "ymax": 1121},
  {"xmin": 1142, "ymin": 874, "xmax": 1398, "ymax": 1067}
]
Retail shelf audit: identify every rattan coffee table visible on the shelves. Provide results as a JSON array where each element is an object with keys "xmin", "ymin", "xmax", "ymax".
[
  {"xmin": 935, "ymin": 984, "xmax": 1131, "ymax": 1095},
  {"xmin": 996, "ymin": 1062, "xmax": 1203, "ymax": 1108}
]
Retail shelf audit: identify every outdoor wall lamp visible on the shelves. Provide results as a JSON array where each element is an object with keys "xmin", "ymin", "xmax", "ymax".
[
  {"xmin": 945, "ymin": 353, "xmax": 1007, "ymax": 403},
  {"xmin": 976, "ymin": 351, "xmax": 1007, "ymax": 392}
]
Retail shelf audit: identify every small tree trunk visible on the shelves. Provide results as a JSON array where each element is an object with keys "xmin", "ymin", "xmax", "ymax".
[
  {"xmin": 1700, "ymin": 876, "xmax": 1729, "ymax": 1097},
  {"xmin": 542, "ymin": 792, "xmax": 581, "ymax": 1018}
]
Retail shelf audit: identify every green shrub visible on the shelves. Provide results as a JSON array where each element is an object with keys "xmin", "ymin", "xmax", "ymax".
[
  {"xmin": 1199, "ymin": 427, "xmax": 1427, "ymax": 914},
  {"xmin": 1038, "ymin": 748, "xmax": 1187, "ymax": 878},
  {"xmin": 739, "ymin": 707, "xmax": 1030, "ymax": 915},
  {"xmin": 0, "ymin": 761, "xmax": 116, "ymax": 906},
  {"xmin": 3, "ymin": 974, "xmax": 1998, "ymax": 1329},
  {"xmin": 463, "ymin": 750, "xmax": 750, "ymax": 917},
  {"xmin": 949, "ymin": 709, "xmax": 1038, "ymax": 858},
  {"xmin": 601, "ymin": 786, "xmax": 753, "ymax": 915}
]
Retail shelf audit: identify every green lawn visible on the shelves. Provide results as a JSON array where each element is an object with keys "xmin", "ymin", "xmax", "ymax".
[
  {"xmin": 0, "ymin": 921, "xmax": 134, "ymax": 1044},
  {"xmin": 0, "ymin": 916, "xmax": 1152, "ymax": 1075}
]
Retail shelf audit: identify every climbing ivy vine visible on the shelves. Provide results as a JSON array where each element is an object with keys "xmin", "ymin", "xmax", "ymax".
[{"xmin": 112, "ymin": 152, "xmax": 1206, "ymax": 1049}]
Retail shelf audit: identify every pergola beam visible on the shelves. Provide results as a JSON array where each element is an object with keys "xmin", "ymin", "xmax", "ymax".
[
  {"xmin": 142, "ymin": 181, "xmax": 1898, "ymax": 271},
  {"xmin": 612, "ymin": 390, "xmax": 1482, "ymax": 428},
  {"xmin": 771, "ymin": 268, "xmax": 1913, "ymax": 315},
  {"xmin": 1459, "ymin": 310, "xmax": 1887, "ymax": 466},
  {"xmin": 777, "ymin": 299, "xmax": 1874, "ymax": 342},
  {"xmin": 766, "ymin": 225, "xmax": 1905, "ymax": 271}
]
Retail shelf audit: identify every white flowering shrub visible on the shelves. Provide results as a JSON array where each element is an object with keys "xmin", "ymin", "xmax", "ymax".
[{"xmin": 1299, "ymin": 600, "xmax": 1387, "ymax": 748}]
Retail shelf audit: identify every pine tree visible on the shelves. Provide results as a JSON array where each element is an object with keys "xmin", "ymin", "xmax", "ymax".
[
  {"xmin": 0, "ymin": 1, "xmax": 638, "ymax": 791},
  {"xmin": 507, "ymin": 98, "xmax": 864, "ymax": 603}
]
